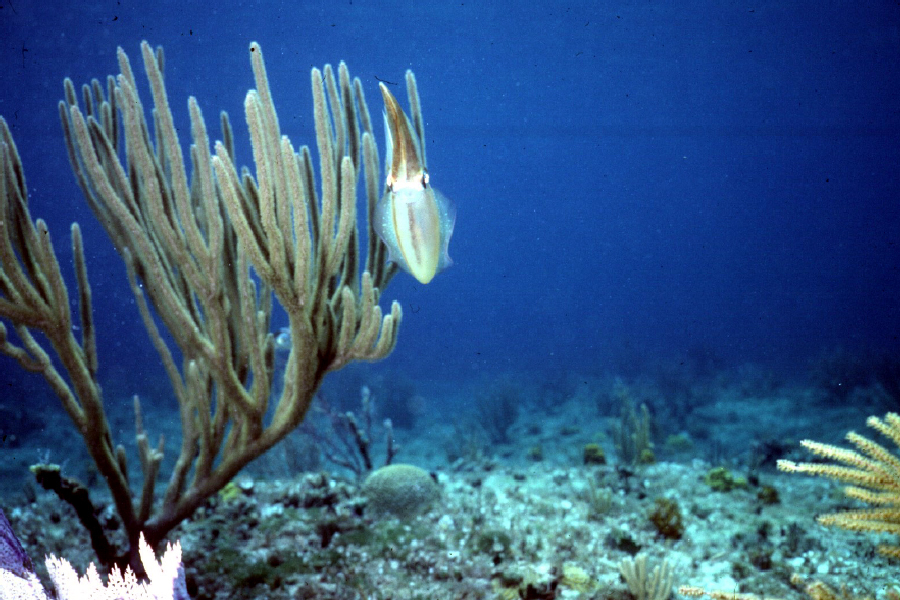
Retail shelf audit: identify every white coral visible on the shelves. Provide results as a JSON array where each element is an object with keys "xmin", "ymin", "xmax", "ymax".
[{"xmin": 0, "ymin": 534, "xmax": 182, "ymax": 600}]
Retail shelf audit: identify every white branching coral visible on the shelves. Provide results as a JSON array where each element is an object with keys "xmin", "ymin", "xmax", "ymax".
[{"xmin": 0, "ymin": 535, "xmax": 184, "ymax": 600}]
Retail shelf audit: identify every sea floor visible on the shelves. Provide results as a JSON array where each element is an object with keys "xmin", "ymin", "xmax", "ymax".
[
  {"xmin": 1, "ymin": 377, "xmax": 897, "ymax": 599},
  {"xmin": 3, "ymin": 452, "xmax": 895, "ymax": 598}
]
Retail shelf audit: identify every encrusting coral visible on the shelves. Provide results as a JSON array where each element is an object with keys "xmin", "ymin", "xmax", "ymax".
[{"xmin": 0, "ymin": 41, "xmax": 425, "ymax": 572}]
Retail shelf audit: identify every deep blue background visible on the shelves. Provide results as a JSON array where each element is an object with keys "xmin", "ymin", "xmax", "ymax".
[{"xmin": 0, "ymin": 0, "xmax": 898, "ymax": 397}]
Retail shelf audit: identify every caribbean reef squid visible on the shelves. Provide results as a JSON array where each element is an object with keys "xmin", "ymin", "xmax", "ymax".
[{"xmin": 376, "ymin": 82, "xmax": 456, "ymax": 284}]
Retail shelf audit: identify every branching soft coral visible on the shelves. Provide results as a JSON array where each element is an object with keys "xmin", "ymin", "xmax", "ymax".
[{"xmin": 778, "ymin": 412, "xmax": 900, "ymax": 558}]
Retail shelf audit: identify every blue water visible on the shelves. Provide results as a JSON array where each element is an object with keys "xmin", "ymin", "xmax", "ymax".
[{"xmin": 0, "ymin": 0, "xmax": 897, "ymax": 403}]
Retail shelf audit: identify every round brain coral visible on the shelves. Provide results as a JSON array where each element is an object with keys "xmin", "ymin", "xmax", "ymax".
[{"xmin": 362, "ymin": 464, "xmax": 440, "ymax": 519}]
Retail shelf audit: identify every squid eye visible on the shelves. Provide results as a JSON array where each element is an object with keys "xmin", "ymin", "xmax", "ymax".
[{"xmin": 421, "ymin": 171, "xmax": 430, "ymax": 189}]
